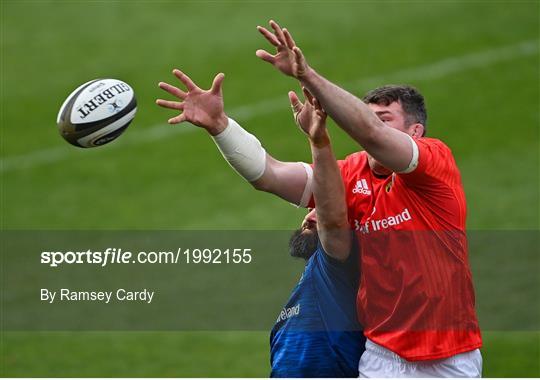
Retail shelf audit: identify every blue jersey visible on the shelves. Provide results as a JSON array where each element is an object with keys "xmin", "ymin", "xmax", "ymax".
[{"xmin": 270, "ymin": 243, "xmax": 365, "ymax": 377}]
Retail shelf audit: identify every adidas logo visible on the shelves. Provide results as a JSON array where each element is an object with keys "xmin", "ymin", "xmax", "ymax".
[{"xmin": 352, "ymin": 179, "xmax": 371, "ymax": 195}]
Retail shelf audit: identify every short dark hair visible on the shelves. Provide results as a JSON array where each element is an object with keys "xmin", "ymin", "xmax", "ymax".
[{"xmin": 363, "ymin": 85, "xmax": 427, "ymax": 136}]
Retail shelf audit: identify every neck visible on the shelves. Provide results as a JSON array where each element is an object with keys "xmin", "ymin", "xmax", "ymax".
[
  {"xmin": 368, "ymin": 160, "xmax": 392, "ymax": 177},
  {"xmin": 372, "ymin": 169, "xmax": 391, "ymax": 179}
]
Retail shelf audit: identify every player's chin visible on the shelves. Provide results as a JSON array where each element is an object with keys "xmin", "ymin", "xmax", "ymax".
[{"xmin": 288, "ymin": 228, "xmax": 319, "ymax": 260}]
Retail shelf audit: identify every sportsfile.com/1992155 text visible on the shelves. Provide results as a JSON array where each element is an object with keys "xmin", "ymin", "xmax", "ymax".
[{"xmin": 40, "ymin": 248, "xmax": 253, "ymax": 267}]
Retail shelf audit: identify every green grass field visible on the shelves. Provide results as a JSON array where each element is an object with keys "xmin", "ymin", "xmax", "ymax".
[{"xmin": 1, "ymin": 0, "xmax": 539, "ymax": 377}]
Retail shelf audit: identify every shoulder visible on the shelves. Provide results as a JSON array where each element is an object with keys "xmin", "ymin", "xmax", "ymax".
[
  {"xmin": 311, "ymin": 246, "xmax": 359, "ymax": 288},
  {"xmin": 415, "ymin": 137, "xmax": 454, "ymax": 159},
  {"xmin": 399, "ymin": 136, "xmax": 461, "ymax": 187},
  {"xmin": 339, "ymin": 151, "xmax": 369, "ymax": 175},
  {"xmin": 315, "ymin": 242, "xmax": 358, "ymax": 274},
  {"xmin": 415, "ymin": 137, "xmax": 459, "ymax": 172},
  {"xmin": 343, "ymin": 150, "xmax": 368, "ymax": 164}
]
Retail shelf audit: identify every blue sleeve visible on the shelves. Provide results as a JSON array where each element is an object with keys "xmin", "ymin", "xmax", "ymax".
[{"xmin": 317, "ymin": 238, "xmax": 359, "ymax": 286}]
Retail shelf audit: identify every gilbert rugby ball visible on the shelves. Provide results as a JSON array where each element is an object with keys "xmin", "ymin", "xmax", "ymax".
[{"xmin": 57, "ymin": 78, "xmax": 137, "ymax": 147}]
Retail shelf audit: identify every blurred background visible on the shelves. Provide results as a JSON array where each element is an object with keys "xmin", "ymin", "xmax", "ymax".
[{"xmin": 1, "ymin": 0, "xmax": 538, "ymax": 376}]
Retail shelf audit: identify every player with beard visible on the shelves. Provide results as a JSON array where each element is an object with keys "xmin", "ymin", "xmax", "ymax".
[
  {"xmin": 269, "ymin": 89, "xmax": 365, "ymax": 377},
  {"xmin": 269, "ymin": 207, "xmax": 364, "ymax": 378},
  {"xmin": 156, "ymin": 72, "xmax": 365, "ymax": 376}
]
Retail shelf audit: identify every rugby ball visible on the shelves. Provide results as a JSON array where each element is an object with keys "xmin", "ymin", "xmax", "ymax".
[{"xmin": 57, "ymin": 78, "xmax": 137, "ymax": 147}]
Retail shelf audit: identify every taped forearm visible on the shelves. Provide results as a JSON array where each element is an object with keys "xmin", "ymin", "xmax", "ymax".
[{"xmin": 211, "ymin": 118, "xmax": 267, "ymax": 182}]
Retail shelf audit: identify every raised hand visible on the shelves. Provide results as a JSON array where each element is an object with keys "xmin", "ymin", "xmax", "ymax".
[
  {"xmin": 156, "ymin": 69, "xmax": 228, "ymax": 135},
  {"xmin": 289, "ymin": 88, "xmax": 328, "ymax": 145},
  {"xmin": 256, "ymin": 20, "xmax": 309, "ymax": 79}
]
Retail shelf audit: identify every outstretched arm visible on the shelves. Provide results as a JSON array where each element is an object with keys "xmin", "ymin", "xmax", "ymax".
[
  {"xmin": 256, "ymin": 20, "xmax": 416, "ymax": 173},
  {"xmin": 290, "ymin": 88, "xmax": 351, "ymax": 261},
  {"xmin": 156, "ymin": 69, "xmax": 311, "ymax": 206}
]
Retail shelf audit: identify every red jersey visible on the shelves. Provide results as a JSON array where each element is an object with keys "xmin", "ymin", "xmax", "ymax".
[{"xmin": 311, "ymin": 137, "xmax": 482, "ymax": 361}]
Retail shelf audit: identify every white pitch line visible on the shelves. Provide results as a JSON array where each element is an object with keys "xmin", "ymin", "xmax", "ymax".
[{"xmin": 1, "ymin": 39, "xmax": 537, "ymax": 174}]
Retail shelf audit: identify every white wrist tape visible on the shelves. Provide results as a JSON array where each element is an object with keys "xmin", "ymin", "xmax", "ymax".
[
  {"xmin": 298, "ymin": 162, "xmax": 313, "ymax": 208},
  {"xmin": 399, "ymin": 134, "xmax": 420, "ymax": 174},
  {"xmin": 211, "ymin": 118, "xmax": 267, "ymax": 182}
]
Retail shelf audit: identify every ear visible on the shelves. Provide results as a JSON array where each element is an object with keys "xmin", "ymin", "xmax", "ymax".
[{"xmin": 410, "ymin": 123, "xmax": 425, "ymax": 138}]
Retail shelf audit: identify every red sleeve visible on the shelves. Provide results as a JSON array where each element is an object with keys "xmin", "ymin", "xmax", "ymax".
[
  {"xmin": 398, "ymin": 138, "xmax": 461, "ymax": 188},
  {"xmin": 306, "ymin": 158, "xmax": 350, "ymax": 209},
  {"xmin": 398, "ymin": 138, "xmax": 466, "ymax": 229}
]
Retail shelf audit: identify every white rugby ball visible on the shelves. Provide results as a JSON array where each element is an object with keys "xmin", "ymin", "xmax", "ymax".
[{"xmin": 57, "ymin": 78, "xmax": 137, "ymax": 147}]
